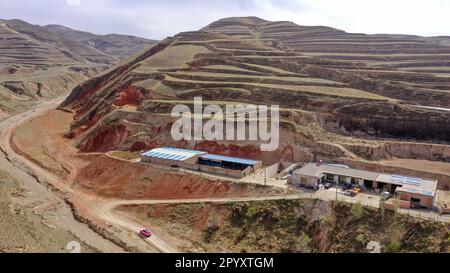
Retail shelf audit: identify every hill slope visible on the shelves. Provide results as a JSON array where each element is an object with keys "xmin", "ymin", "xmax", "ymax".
[
  {"xmin": 59, "ymin": 17, "xmax": 450, "ymax": 167},
  {"xmin": 44, "ymin": 24, "xmax": 158, "ymax": 60},
  {"xmin": 0, "ymin": 18, "xmax": 157, "ymax": 117}
]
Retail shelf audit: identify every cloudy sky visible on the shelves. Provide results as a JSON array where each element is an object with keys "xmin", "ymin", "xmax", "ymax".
[{"xmin": 1, "ymin": 0, "xmax": 449, "ymax": 40}]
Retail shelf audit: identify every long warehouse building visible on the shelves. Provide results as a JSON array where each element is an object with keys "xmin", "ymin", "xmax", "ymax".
[{"xmin": 140, "ymin": 147, "xmax": 262, "ymax": 178}]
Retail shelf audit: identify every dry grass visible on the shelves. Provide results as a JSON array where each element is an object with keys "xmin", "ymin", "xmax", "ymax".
[
  {"xmin": 164, "ymin": 75, "xmax": 390, "ymax": 100},
  {"xmin": 108, "ymin": 150, "xmax": 140, "ymax": 161},
  {"xmin": 136, "ymin": 44, "xmax": 211, "ymax": 72},
  {"xmin": 169, "ymin": 71, "xmax": 342, "ymax": 85}
]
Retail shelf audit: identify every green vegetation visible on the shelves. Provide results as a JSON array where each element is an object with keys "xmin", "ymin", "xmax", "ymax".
[
  {"xmin": 355, "ymin": 234, "xmax": 366, "ymax": 244},
  {"xmin": 351, "ymin": 202, "xmax": 364, "ymax": 219},
  {"xmin": 386, "ymin": 241, "xmax": 402, "ymax": 252}
]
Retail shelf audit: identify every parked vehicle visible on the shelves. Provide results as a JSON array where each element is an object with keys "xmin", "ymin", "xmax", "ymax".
[
  {"xmin": 344, "ymin": 190, "xmax": 356, "ymax": 197},
  {"xmin": 343, "ymin": 183, "xmax": 352, "ymax": 190},
  {"xmin": 139, "ymin": 228, "xmax": 152, "ymax": 238},
  {"xmin": 324, "ymin": 183, "xmax": 333, "ymax": 189},
  {"xmin": 381, "ymin": 191, "xmax": 391, "ymax": 199}
]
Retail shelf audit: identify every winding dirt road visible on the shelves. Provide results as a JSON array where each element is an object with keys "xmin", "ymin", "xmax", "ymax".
[
  {"xmin": 0, "ymin": 98, "xmax": 124, "ymax": 253},
  {"xmin": 0, "ymin": 98, "xmax": 178, "ymax": 253},
  {"xmin": 4, "ymin": 97, "xmax": 448, "ymax": 253},
  {"xmin": 0, "ymin": 98, "xmax": 300, "ymax": 252}
]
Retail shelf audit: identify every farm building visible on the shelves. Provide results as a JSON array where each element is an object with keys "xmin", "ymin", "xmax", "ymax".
[
  {"xmin": 197, "ymin": 153, "xmax": 262, "ymax": 178},
  {"xmin": 140, "ymin": 147, "xmax": 262, "ymax": 178},
  {"xmin": 290, "ymin": 162, "xmax": 438, "ymax": 209},
  {"xmin": 140, "ymin": 147, "xmax": 206, "ymax": 168}
]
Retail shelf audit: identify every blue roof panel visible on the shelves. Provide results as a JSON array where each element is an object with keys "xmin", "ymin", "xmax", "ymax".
[
  {"xmin": 141, "ymin": 147, "xmax": 206, "ymax": 161},
  {"xmin": 200, "ymin": 154, "xmax": 259, "ymax": 165}
]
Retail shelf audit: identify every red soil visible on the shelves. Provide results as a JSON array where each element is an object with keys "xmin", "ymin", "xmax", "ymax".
[
  {"xmin": 74, "ymin": 155, "xmax": 281, "ymax": 200},
  {"xmin": 79, "ymin": 124, "xmax": 130, "ymax": 152},
  {"xmin": 114, "ymin": 85, "xmax": 143, "ymax": 107},
  {"xmin": 193, "ymin": 141, "xmax": 262, "ymax": 160}
]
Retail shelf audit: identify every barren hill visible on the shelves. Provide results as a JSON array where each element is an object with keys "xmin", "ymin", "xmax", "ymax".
[
  {"xmin": 59, "ymin": 17, "xmax": 450, "ymax": 169},
  {"xmin": 44, "ymin": 24, "xmax": 158, "ymax": 60},
  {"xmin": 0, "ymin": 19, "xmax": 157, "ymax": 117}
]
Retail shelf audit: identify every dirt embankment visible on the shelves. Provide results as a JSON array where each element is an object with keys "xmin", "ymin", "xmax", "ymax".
[
  {"xmin": 10, "ymin": 109, "xmax": 91, "ymax": 182},
  {"xmin": 318, "ymin": 102, "xmax": 450, "ymax": 143},
  {"xmin": 74, "ymin": 155, "xmax": 284, "ymax": 200},
  {"xmin": 0, "ymin": 170, "xmax": 97, "ymax": 253},
  {"xmin": 119, "ymin": 199, "xmax": 450, "ymax": 253}
]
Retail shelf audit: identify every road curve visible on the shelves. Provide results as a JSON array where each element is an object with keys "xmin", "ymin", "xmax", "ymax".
[
  {"xmin": 0, "ymin": 98, "xmax": 124, "ymax": 253},
  {"xmin": 0, "ymin": 98, "xmax": 178, "ymax": 253},
  {"xmin": 3, "ymin": 97, "xmax": 450, "ymax": 253},
  {"xmin": 0, "ymin": 98, "xmax": 312, "ymax": 253}
]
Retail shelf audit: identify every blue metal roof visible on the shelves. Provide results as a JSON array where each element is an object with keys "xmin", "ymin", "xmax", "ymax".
[
  {"xmin": 390, "ymin": 174, "xmax": 422, "ymax": 186},
  {"xmin": 200, "ymin": 154, "xmax": 259, "ymax": 165},
  {"xmin": 141, "ymin": 147, "xmax": 206, "ymax": 161}
]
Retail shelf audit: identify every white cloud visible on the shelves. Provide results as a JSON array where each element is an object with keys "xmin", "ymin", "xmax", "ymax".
[
  {"xmin": 0, "ymin": 0, "xmax": 449, "ymax": 39},
  {"xmin": 66, "ymin": 0, "xmax": 81, "ymax": 6}
]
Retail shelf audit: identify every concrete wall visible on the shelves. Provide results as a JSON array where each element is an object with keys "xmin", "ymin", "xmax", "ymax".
[
  {"xmin": 265, "ymin": 163, "xmax": 279, "ymax": 178},
  {"xmin": 197, "ymin": 164, "xmax": 249, "ymax": 178},
  {"xmin": 291, "ymin": 174, "xmax": 319, "ymax": 187}
]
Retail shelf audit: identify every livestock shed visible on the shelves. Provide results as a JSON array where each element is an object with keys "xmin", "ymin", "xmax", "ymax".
[
  {"xmin": 140, "ymin": 147, "xmax": 206, "ymax": 168},
  {"xmin": 140, "ymin": 147, "xmax": 262, "ymax": 178},
  {"xmin": 197, "ymin": 154, "xmax": 263, "ymax": 178}
]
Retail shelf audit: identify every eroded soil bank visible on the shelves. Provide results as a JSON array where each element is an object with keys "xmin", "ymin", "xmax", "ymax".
[{"xmin": 119, "ymin": 199, "xmax": 450, "ymax": 253}]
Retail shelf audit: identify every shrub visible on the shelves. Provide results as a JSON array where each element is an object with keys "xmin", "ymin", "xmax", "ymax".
[
  {"xmin": 351, "ymin": 202, "xmax": 364, "ymax": 219},
  {"xmin": 386, "ymin": 241, "xmax": 402, "ymax": 252},
  {"xmin": 356, "ymin": 234, "xmax": 365, "ymax": 244},
  {"xmin": 292, "ymin": 231, "xmax": 312, "ymax": 253}
]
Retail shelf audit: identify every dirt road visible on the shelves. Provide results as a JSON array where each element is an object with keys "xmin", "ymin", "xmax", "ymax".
[
  {"xmin": 0, "ymin": 98, "xmax": 180, "ymax": 252},
  {"xmin": 0, "ymin": 98, "xmax": 124, "ymax": 253},
  {"xmin": 3, "ymin": 97, "xmax": 449, "ymax": 253}
]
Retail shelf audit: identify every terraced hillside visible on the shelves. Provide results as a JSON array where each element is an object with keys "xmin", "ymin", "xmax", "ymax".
[
  {"xmin": 60, "ymin": 17, "xmax": 450, "ymax": 177},
  {"xmin": 0, "ymin": 19, "xmax": 156, "ymax": 118}
]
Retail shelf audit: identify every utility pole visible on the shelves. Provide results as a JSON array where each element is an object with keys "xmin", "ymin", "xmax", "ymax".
[
  {"xmin": 264, "ymin": 168, "xmax": 267, "ymax": 186},
  {"xmin": 335, "ymin": 183, "xmax": 338, "ymax": 201}
]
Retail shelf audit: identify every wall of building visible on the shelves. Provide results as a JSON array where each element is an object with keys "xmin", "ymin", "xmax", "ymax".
[
  {"xmin": 399, "ymin": 192, "xmax": 433, "ymax": 209},
  {"xmin": 141, "ymin": 154, "xmax": 262, "ymax": 179},
  {"xmin": 265, "ymin": 163, "xmax": 279, "ymax": 178},
  {"xmin": 253, "ymin": 161, "xmax": 263, "ymax": 171},
  {"xmin": 290, "ymin": 174, "xmax": 319, "ymax": 187},
  {"xmin": 197, "ymin": 164, "xmax": 249, "ymax": 178}
]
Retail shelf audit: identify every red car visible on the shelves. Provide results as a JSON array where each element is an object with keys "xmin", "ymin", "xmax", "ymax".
[{"xmin": 139, "ymin": 228, "xmax": 152, "ymax": 238}]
